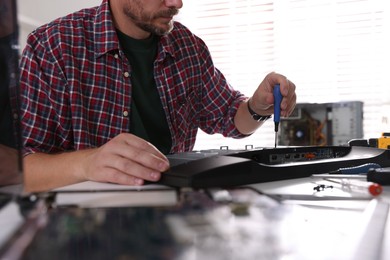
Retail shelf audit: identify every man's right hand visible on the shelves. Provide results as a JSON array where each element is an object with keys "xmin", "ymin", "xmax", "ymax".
[
  {"xmin": 82, "ymin": 133, "xmax": 170, "ymax": 186},
  {"xmin": 24, "ymin": 133, "xmax": 170, "ymax": 192}
]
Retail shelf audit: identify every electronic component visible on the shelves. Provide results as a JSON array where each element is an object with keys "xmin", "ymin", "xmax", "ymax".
[
  {"xmin": 349, "ymin": 132, "xmax": 390, "ymax": 150},
  {"xmin": 370, "ymin": 133, "xmax": 390, "ymax": 149},
  {"xmin": 160, "ymin": 146, "xmax": 390, "ymax": 188},
  {"xmin": 278, "ymin": 102, "xmax": 363, "ymax": 146}
]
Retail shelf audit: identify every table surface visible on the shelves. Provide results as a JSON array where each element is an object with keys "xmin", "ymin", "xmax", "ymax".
[{"xmin": 2, "ymin": 177, "xmax": 389, "ymax": 260}]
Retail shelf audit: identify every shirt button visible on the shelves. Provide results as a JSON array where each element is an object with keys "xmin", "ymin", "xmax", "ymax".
[
  {"xmin": 114, "ymin": 54, "xmax": 119, "ymax": 59},
  {"xmin": 124, "ymin": 72, "xmax": 130, "ymax": 78},
  {"xmin": 123, "ymin": 111, "xmax": 129, "ymax": 117}
]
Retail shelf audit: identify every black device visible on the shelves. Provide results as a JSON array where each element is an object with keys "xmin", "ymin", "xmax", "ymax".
[
  {"xmin": 367, "ymin": 167, "xmax": 390, "ymax": 185},
  {"xmin": 159, "ymin": 146, "xmax": 390, "ymax": 188}
]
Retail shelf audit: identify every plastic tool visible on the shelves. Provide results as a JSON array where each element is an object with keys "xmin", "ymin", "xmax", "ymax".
[
  {"xmin": 334, "ymin": 179, "xmax": 382, "ymax": 196},
  {"xmin": 273, "ymin": 84, "xmax": 282, "ymax": 148}
]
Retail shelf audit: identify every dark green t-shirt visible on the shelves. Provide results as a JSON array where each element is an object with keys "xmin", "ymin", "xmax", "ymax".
[{"xmin": 117, "ymin": 30, "xmax": 172, "ymax": 154}]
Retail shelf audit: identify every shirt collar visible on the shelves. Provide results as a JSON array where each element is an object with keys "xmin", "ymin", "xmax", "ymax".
[
  {"xmin": 93, "ymin": 0, "xmax": 120, "ymax": 58},
  {"xmin": 158, "ymin": 29, "xmax": 176, "ymax": 60}
]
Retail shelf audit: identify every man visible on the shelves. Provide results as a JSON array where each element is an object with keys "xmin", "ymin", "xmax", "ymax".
[{"xmin": 19, "ymin": 0, "xmax": 296, "ymax": 192}]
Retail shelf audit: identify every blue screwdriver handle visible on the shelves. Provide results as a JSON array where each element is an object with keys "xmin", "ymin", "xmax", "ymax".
[
  {"xmin": 331, "ymin": 163, "xmax": 381, "ymax": 174},
  {"xmin": 273, "ymin": 84, "xmax": 282, "ymax": 131}
]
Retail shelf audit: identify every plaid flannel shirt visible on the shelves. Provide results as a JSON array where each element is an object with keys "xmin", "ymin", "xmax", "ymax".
[{"xmin": 19, "ymin": 0, "xmax": 247, "ymax": 155}]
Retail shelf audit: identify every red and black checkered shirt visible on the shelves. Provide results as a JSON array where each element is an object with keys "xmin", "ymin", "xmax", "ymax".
[{"xmin": 19, "ymin": 0, "xmax": 247, "ymax": 155}]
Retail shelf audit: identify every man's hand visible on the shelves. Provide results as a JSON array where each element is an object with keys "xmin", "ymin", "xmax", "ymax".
[
  {"xmin": 250, "ymin": 72, "xmax": 297, "ymax": 117},
  {"xmin": 234, "ymin": 72, "xmax": 297, "ymax": 135},
  {"xmin": 82, "ymin": 133, "xmax": 170, "ymax": 186},
  {"xmin": 24, "ymin": 133, "xmax": 170, "ymax": 192}
]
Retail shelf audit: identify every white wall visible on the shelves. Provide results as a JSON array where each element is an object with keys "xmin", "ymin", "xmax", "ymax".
[{"xmin": 17, "ymin": 0, "xmax": 102, "ymax": 48}]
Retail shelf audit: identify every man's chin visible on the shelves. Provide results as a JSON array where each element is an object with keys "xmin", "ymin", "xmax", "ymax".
[
  {"xmin": 137, "ymin": 20, "xmax": 174, "ymax": 36},
  {"xmin": 154, "ymin": 23, "xmax": 174, "ymax": 36}
]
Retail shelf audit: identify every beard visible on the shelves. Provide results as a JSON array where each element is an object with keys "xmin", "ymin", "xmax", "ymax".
[{"xmin": 123, "ymin": 5, "xmax": 179, "ymax": 36}]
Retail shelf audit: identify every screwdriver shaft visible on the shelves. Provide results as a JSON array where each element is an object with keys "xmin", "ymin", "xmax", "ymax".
[{"xmin": 275, "ymin": 131, "xmax": 277, "ymax": 148}]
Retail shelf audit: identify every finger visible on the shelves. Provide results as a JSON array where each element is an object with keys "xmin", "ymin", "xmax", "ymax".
[
  {"xmin": 273, "ymin": 73, "xmax": 290, "ymax": 97},
  {"xmin": 109, "ymin": 134, "xmax": 169, "ymax": 171},
  {"xmin": 254, "ymin": 72, "xmax": 296, "ymax": 115},
  {"xmin": 288, "ymin": 93, "xmax": 297, "ymax": 116},
  {"xmin": 280, "ymin": 79, "xmax": 295, "ymax": 106},
  {"xmin": 112, "ymin": 141, "xmax": 169, "ymax": 173},
  {"xmin": 84, "ymin": 151, "xmax": 146, "ymax": 185},
  {"xmin": 90, "ymin": 148, "xmax": 164, "ymax": 184},
  {"xmin": 265, "ymin": 72, "xmax": 289, "ymax": 95},
  {"xmin": 281, "ymin": 90, "xmax": 297, "ymax": 117},
  {"xmin": 122, "ymin": 134, "xmax": 169, "ymax": 162},
  {"xmin": 99, "ymin": 167, "xmax": 145, "ymax": 186},
  {"xmin": 285, "ymin": 79, "xmax": 296, "ymax": 98},
  {"xmin": 251, "ymin": 91, "xmax": 273, "ymax": 112},
  {"xmin": 110, "ymin": 156, "xmax": 163, "ymax": 182}
]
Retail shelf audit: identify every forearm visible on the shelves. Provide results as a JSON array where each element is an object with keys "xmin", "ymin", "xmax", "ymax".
[
  {"xmin": 234, "ymin": 100, "xmax": 268, "ymax": 135},
  {"xmin": 23, "ymin": 149, "xmax": 92, "ymax": 192}
]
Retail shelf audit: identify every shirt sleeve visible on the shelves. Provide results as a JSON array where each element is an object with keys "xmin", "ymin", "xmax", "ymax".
[
  {"xmin": 19, "ymin": 31, "xmax": 72, "ymax": 156},
  {"xmin": 196, "ymin": 37, "xmax": 249, "ymax": 138}
]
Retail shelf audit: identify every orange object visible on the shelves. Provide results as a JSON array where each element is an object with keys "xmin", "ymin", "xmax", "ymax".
[
  {"xmin": 340, "ymin": 179, "xmax": 383, "ymax": 196},
  {"xmin": 377, "ymin": 133, "xmax": 390, "ymax": 149},
  {"xmin": 368, "ymin": 183, "xmax": 383, "ymax": 196}
]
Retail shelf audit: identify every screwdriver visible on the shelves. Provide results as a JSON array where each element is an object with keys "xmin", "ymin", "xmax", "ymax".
[
  {"xmin": 311, "ymin": 164, "xmax": 390, "ymax": 185},
  {"xmin": 273, "ymin": 84, "xmax": 282, "ymax": 148}
]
